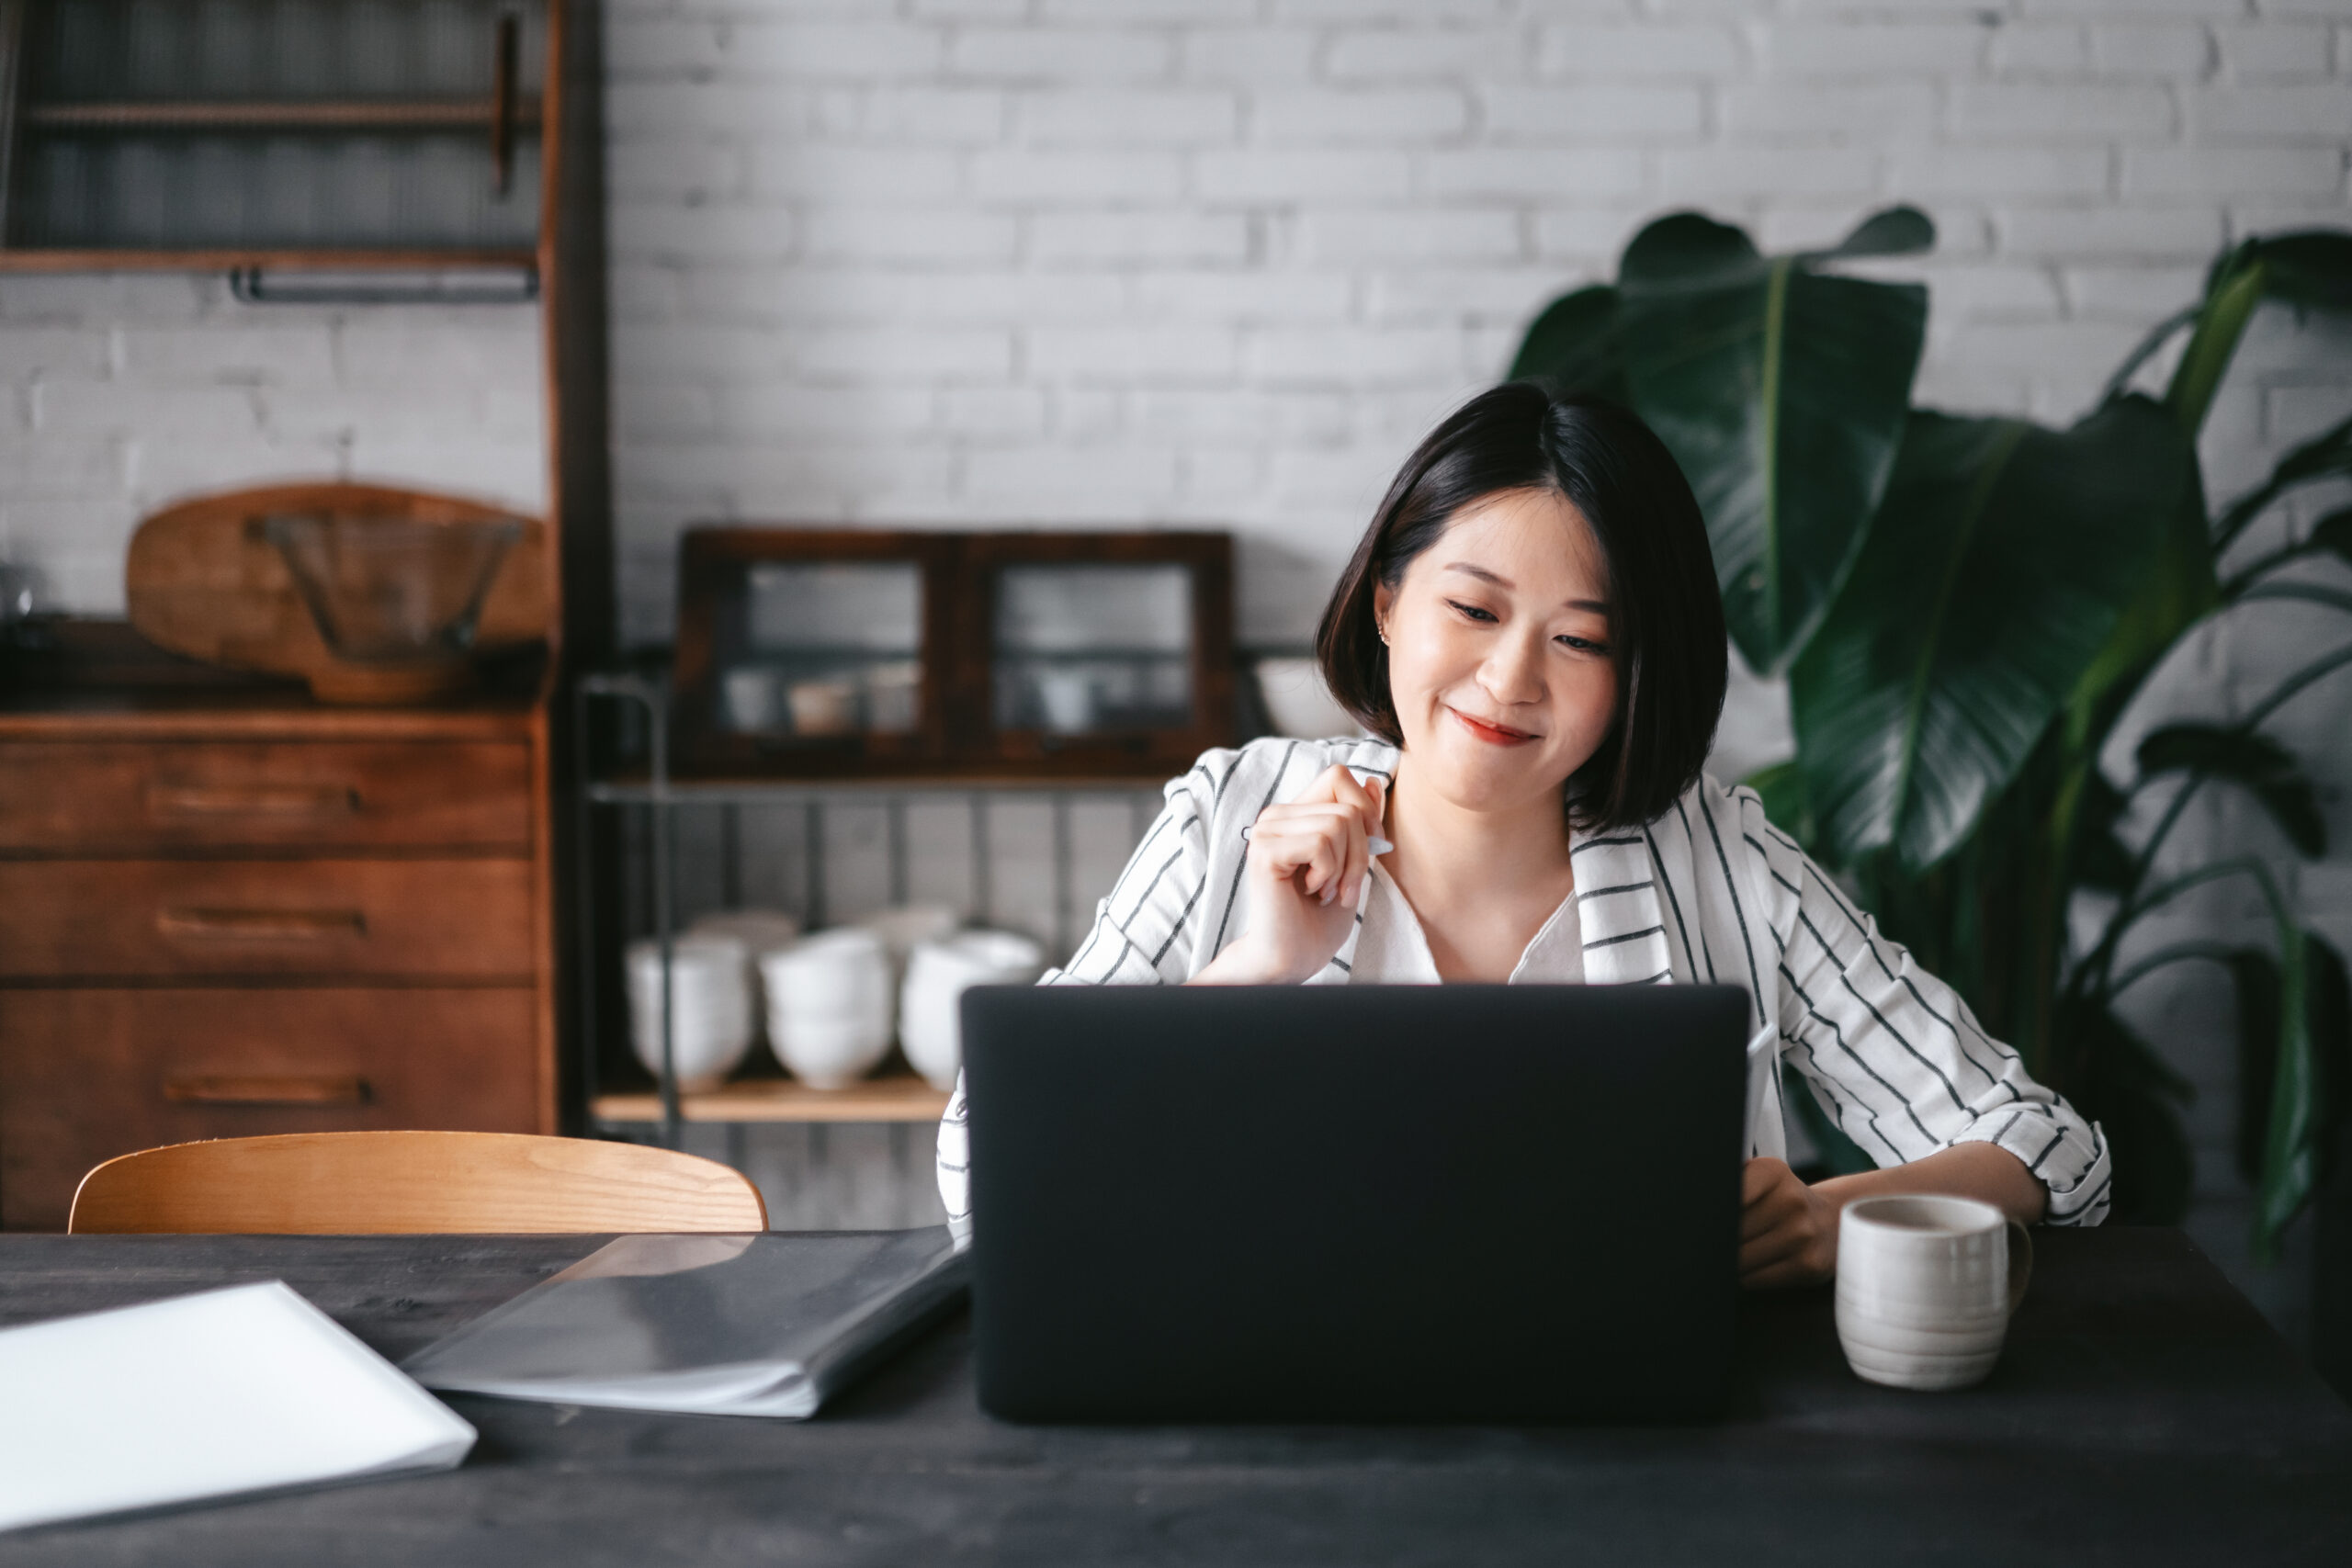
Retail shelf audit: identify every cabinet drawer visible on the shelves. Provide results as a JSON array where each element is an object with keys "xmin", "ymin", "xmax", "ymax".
[
  {"xmin": 0, "ymin": 739, "xmax": 531, "ymax": 852},
  {"xmin": 0, "ymin": 987, "xmax": 542, "ymax": 1231},
  {"xmin": 0, "ymin": 860, "xmax": 535, "ymax": 979}
]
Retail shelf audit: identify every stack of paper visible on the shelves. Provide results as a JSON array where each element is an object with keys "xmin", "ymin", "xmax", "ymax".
[{"xmin": 0, "ymin": 1281, "xmax": 475, "ymax": 1533}]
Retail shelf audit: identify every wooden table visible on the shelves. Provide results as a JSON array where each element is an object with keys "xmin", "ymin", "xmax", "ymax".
[{"xmin": 0, "ymin": 1228, "xmax": 2346, "ymax": 1566}]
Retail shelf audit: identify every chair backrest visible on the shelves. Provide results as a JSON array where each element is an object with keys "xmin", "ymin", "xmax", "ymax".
[{"xmin": 68, "ymin": 1132, "xmax": 767, "ymax": 1235}]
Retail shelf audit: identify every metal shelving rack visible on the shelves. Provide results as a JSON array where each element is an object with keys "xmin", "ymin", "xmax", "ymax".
[{"xmin": 573, "ymin": 671, "xmax": 1161, "ymax": 1152}]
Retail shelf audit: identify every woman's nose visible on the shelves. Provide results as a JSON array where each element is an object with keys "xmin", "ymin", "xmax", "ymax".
[{"xmin": 1478, "ymin": 634, "xmax": 1546, "ymax": 706}]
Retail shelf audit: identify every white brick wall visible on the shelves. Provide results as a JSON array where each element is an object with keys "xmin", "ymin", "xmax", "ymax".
[
  {"xmin": 599, "ymin": 0, "xmax": 2352, "ymax": 647},
  {"xmin": 0, "ymin": 275, "xmax": 544, "ymax": 614}
]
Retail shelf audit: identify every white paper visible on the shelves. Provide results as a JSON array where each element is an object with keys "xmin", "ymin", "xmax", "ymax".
[{"xmin": 0, "ymin": 1280, "xmax": 476, "ymax": 1533}]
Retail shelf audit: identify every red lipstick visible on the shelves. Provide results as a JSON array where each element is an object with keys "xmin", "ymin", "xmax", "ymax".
[{"xmin": 1451, "ymin": 707, "xmax": 1537, "ymax": 745}]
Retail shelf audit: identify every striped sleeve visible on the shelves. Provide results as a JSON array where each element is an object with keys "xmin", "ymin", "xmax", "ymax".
[
  {"xmin": 1744, "ymin": 794, "xmax": 2111, "ymax": 1227},
  {"xmin": 936, "ymin": 757, "xmax": 1227, "ymax": 1242}
]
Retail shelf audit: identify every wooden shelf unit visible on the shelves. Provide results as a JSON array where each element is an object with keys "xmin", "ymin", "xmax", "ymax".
[{"xmin": 591, "ymin": 1072, "xmax": 952, "ymax": 1127}]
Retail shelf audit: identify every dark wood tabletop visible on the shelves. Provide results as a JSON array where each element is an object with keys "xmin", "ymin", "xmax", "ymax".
[{"xmin": 1, "ymin": 1227, "xmax": 2346, "ymax": 1567}]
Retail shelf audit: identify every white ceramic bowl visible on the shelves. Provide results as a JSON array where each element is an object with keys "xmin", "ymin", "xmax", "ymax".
[
  {"xmin": 625, "ymin": 935, "xmax": 754, "ymax": 1091},
  {"xmin": 759, "ymin": 929, "xmax": 895, "ymax": 1088},
  {"xmin": 899, "ymin": 930, "xmax": 1046, "ymax": 1091}
]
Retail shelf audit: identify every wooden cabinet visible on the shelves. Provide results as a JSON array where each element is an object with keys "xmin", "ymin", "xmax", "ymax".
[{"xmin": 0, "ymin": 688, "xmax": 557, "ymax": 1230}]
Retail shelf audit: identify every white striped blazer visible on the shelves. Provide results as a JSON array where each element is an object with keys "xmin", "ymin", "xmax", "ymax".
[{"xmin": 937, "ymin": 736, "xmax": 2111, "ymax": 1236}]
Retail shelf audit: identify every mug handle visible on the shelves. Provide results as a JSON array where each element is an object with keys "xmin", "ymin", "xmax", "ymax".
[{"xmin": 2005, "ymin": 1220, "xmax": 2035, "ymax": 1314}]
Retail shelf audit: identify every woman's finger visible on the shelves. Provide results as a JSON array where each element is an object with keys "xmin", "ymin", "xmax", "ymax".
[{"xmin": 1254, "ymin": 818, "xmax": 1344, "ymax": 897}]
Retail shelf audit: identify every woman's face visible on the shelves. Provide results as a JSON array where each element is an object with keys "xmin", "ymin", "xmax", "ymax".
[{"xmin": 1372, "ymin": 487, "xmax": 1618, "ymax": 815}]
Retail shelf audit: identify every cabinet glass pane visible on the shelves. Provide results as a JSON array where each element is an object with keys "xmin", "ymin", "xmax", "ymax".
[
  {"xmin": 715, "ymin": 563, "xmax": 922, "ymax": 739},
  {"xmin": 993, "ymin": 565, "xmax": 1192, "ymax": 734}
]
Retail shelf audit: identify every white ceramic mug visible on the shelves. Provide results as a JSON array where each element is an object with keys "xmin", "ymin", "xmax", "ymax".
[
  {"xmin": 625, "ymin": 935, "xmax": 753, "ymax": 1091},
  {"xmin": 900, "ymin": 930, "xmax": 1046, "ymax": 1091},
  {"xmin": 1836, "ymin": 1194, "xmax": 2033, "ymax": 1392},
  {"xmin": 759, "ymin": 929, "xmax": 893, "ymax": 1089}
]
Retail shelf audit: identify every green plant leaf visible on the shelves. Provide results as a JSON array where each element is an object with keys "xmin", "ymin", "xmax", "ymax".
[
  {"xmin": 2256, "ymin": 931, "xmax": 2351, "ymax": 1259},
  {"xmin": 2220, "ymin": 231, "xmax": 2352, "ymax": 312},
  {"xmin": 1616, "ymin": 212, "xmax": 1928, "ymax": 674},
  {"xmin": 2136, "ymin": 724, "xmax": 2327, "ymax": 856},
  {"xmin": 1809, "ymin": 204, "xmax": 1936, "ymax": 263},
  {"xmin": 1742, "ymin": 759, "xmax": 1815, "ymax": 847},
  {"xmin": 2225, "ymin": 948, "xmax": 2285, "ymax": 1187},
  {"xmin": 1505, "ymin": 283, "xmax": 1627, "ymax": 400},
  {"xmin": 1790, "ymin": 397, "xmax": 2196, "ymax": 872}
]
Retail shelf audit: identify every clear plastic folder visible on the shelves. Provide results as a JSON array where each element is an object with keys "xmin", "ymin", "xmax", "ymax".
[{"xmin": 402, "ymin": 1228, "xmax": 968, "ymax": 1419}]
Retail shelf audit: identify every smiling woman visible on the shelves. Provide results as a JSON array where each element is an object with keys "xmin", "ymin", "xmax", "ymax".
[{"xmin": 938, "ymin": 383, "xmax": 2110, "ymax": 1288}]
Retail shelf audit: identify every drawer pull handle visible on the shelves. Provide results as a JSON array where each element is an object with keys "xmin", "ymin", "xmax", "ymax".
[
  {"xmin": 164, "ymin": 1073, "xmax": 371, "ymax": 1106},
  {"xmin": 148, "ymin": 783, "xmax": 360, "ymax": 818},
  {"xmin": 157, "ymin": 907, "xmax": 368, "ymax": 940}
]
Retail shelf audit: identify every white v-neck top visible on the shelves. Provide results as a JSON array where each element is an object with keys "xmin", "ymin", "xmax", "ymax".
[
  {"xmin": 936, "ymin": 737, "xmax": 2109, "ymax": 1242},
  {"xmin": 1332, "ymin": 861, "xmax": 1585, "ymax": 986}
]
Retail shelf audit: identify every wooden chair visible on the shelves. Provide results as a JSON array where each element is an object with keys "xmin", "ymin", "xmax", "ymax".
[{"xmin": 67, "ymin": 1131, "xmax": 768, "ymax": 1235}]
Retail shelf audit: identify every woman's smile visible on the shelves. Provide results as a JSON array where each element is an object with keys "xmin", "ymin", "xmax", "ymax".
[{"xmin": 1448, "ymin": 706, "xmax": 1539, "ymax": 745}]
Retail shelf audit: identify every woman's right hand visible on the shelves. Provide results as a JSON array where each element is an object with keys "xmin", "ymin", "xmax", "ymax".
[{"xmin": 1192, "ymin": 765, "xmax": 1386, "ymax": 986}]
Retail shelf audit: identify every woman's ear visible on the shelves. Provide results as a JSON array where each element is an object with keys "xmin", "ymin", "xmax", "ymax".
[{"xmin": 1371, "ymin": 579, "xmax": 1395, "ymax": 646}]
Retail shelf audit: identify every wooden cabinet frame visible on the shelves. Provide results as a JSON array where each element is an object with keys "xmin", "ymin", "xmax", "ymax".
[{"xmin": 671, "ymin": 527, "xmax": 1235, "ymax": 781}]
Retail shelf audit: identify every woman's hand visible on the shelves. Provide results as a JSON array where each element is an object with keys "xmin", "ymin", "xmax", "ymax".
[
  {"xmin": 1739, "ymin": 1156, "xmax": 1838, "ymax": 1289},
  {"xmin": 1192, "ymin": 765, "xmax": 1386, "ymax": 987}
]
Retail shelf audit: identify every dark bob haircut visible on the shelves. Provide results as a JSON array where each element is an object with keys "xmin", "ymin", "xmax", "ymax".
[{"xmin": 1314, "ymin": 382, "xmax": 1727, "ymax": 834}]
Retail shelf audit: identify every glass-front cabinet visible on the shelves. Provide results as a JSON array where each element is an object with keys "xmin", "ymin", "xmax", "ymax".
[{"xmin": 672, "ymin": 528, "xmax": 1231, "ymax": 779}]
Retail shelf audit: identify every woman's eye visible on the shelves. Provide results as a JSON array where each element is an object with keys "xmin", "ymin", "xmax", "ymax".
[
  {"xmin": 1446, "ymin": 600, "xmax": 1498, "ymax": 624},
  {"xmin": 1556, "ymin": 635, "xmax": 1609, "ymax": 654}
]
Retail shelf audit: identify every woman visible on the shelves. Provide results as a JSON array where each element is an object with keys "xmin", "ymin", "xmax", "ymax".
[{"xmin": 939, "ymin": 384, "xmax": 2109, "ymax": 1284}]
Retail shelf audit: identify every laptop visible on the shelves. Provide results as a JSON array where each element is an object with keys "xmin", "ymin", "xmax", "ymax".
[{"xmin": 959, "ymin": 982, "xmax": 1748, "ymax": 1424}]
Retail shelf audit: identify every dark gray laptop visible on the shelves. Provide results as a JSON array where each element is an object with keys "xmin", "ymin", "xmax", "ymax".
[{"xmin": 959, "ymin": 983, "xmax": 1748, "ymax": 1424}]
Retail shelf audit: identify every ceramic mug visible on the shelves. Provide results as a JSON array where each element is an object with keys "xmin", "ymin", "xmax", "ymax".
[
  {"xmin": 624, "ymin": 935, "xmax": 753, "ymax": 1092},
  {"xmin": 1836, "ymin": 1194, "xmax": 2033, "ymax": 1392},
  {"xmin": 899, "ymin": 930, "xmax": 1046, "ymax": 1091}
]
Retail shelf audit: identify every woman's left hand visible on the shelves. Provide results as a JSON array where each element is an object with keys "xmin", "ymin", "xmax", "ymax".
[{"xmin": 1739, "ymin": 1156, "xmax": 1838, "ymax": 1289}]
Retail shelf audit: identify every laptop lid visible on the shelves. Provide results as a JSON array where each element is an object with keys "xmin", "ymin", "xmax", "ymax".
[{"xmin": 962, "ymin": 983, "xmax": 1748, "ymax": 1424}]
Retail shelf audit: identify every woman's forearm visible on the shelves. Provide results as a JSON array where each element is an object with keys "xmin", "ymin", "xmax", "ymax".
[{"xmin": 1812, "ymin": 1140, "xmax": 2049, "ymax": 1227}]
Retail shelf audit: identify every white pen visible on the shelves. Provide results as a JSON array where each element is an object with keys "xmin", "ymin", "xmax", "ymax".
[{"xmin": 1368, "ymin": 836, "xmax": 1395, "ymax": 856}]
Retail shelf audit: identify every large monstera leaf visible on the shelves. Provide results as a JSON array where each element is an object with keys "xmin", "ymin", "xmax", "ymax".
[
  {"xmin": 1506, "ymin": 282, "xmax": 1627, "ymax": 402},
  {"xmin": 1790, "ymin": 395, "xmax": 2199, "ymax": 871},
  {"xmin": 1614, "ymin": 208, "xmax": 1932, "ymax": 674}
]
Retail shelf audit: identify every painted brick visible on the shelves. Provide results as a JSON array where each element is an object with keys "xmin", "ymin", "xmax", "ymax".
[
  {"xmin": 843, "ymin": 87, "xmax": 1009, "ymax": 143},
  {"xmin": 1985, "ymin": 23, "xmax": 2091, "ymax": 74},
  {"xmin": 722, "ymin": 22, "xmax": 947, "ymax": 80},
  {"xmin": 1300, "ymin": 208, "xmax": 1523, "ymax": 265},
  {"xmin": 2189, "ymin": 85, "xmax": 2352, "ymax": 141},
  {"xmin": 1178, "ymin": 28, "xmax": 1319, "ymax": 83},
  {"xmin": 1996, "ymin": 204, "xmax": 2226, "ymax": 257},
  {"xmin": 1027, "ymin": 325, "xmax": 1240, "ymax": 379},
  {"xmin": 1424, "ymin": 146, "xmax": 1647, "ymax": 198},
  {"xmin": 1660, "ymin": 146, "xmax": 1882, "ymax": 198},
  {"xmin": 2124, "ymin": 147, "xmax": 2347, "ymax": 197},
  {"xmin": 1193, "ymin": 149, "xmax": 1413, "ymax": 202},
  {"xmin": 2061, "ymin": 265, "xmax": 2211, "ymax": 318},
  {"xmin": 1536, "ymin": 24, "xmax": 1741, "ymax": 76},
  {"xmin": 2212, "ymin": 22, "xmax": 2335, "ymax": 78},
  {"xmin": 1018, "ymin": 88, "xmax": 1239, "ymax": 146},
  {"xmin": 1891, "ymin": 147, "xmax": 2113, "ymax": 197},
  {"xmin": 1253, "ymin": 88, "xmax": 1472, "ymax": 143},
  {"xmin": 1247, "ymin": 324, "xmax": 1467, "ymax": 384},
  {"xmin": 971, "ymin": 150, "xmax": 1186, "ymax": 204},
  {"xmin": 2086, "ymin": 24, "xmax": 2214, "ymax": 76},
  {"xmin": 799, "ymin": 209, "xmax": 1019, "ymax": 264},
  {"xmin": 747, "ymin": 147, "xmax": 963, "ymax": 205},
  {"xmin": 1949, "ymin": 83, "xmax": 2177, "ymax": 141},
  {"xmin": 1325, "ymin": 27, "xmax": 1528, "ymax": 79},
  {"xmin": 1533, "ymin": 205, "xmax": 1649, "ymax": 260},
  {"xmin": 1127, "ymin": 270, "xmax": 1356, "ymax": 321},
  {"xmin": 0, "ymin": 328, "xmax": 109, "ymax": 382},
  {"xmin": 1720, "ymin": 83, "xmax": 1938, "ymax": 138},
  {"xmin": 1754, "ymin": 22, "xmax": 1984, "ymax": 74},
  {"xmin": 1031, "ymin": 211, "xmax": 1253, "ymax": 265},
  {"xmin": 1480, "ymin": 84, "xmax": 1707, "ymax": 141},
  {"xmin": 788, "ymin": 326, "xmax": 1014, "ymax": 379},
  {"xmin": 948, "ymin": 28, "xmax": 1173, "ymax": 82}
]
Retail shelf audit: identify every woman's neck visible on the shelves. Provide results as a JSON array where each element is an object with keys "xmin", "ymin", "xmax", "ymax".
[{"xmin": 1381, "ymin": 754, "xmax": 1577, "ymax": 915}]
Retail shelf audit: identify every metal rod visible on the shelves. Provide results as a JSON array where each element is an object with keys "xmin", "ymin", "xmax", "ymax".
[
  {"xmin": 1052, "ymin": 794, "xmax": 1075, "ymax": 959},
  {"xmin": 650, "ymin": 686, "xmax": 681, "ymax": 1151},
  {"xmin": 887, "ymin": 795, "xmax": 910, "ymax": 907},
  {"xmin": 22, "ymin": 98, "xmax": 544, "ymax": 131},
  {"xmin": 804, "ymin": 801, "xmax": 827, "ymax": 929},
  {"xmin": 969, "ymin": 795, "xmax": 992, "ymax": 926},
  {"xmin": 570, "ymin": 678, "xmax": 602, "ymax": 1135}
]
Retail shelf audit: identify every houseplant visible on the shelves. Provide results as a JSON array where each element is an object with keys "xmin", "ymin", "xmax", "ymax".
[{"xmin": 1512, "ymin": 211, "xmax": 2352, "ymax": 1248}]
